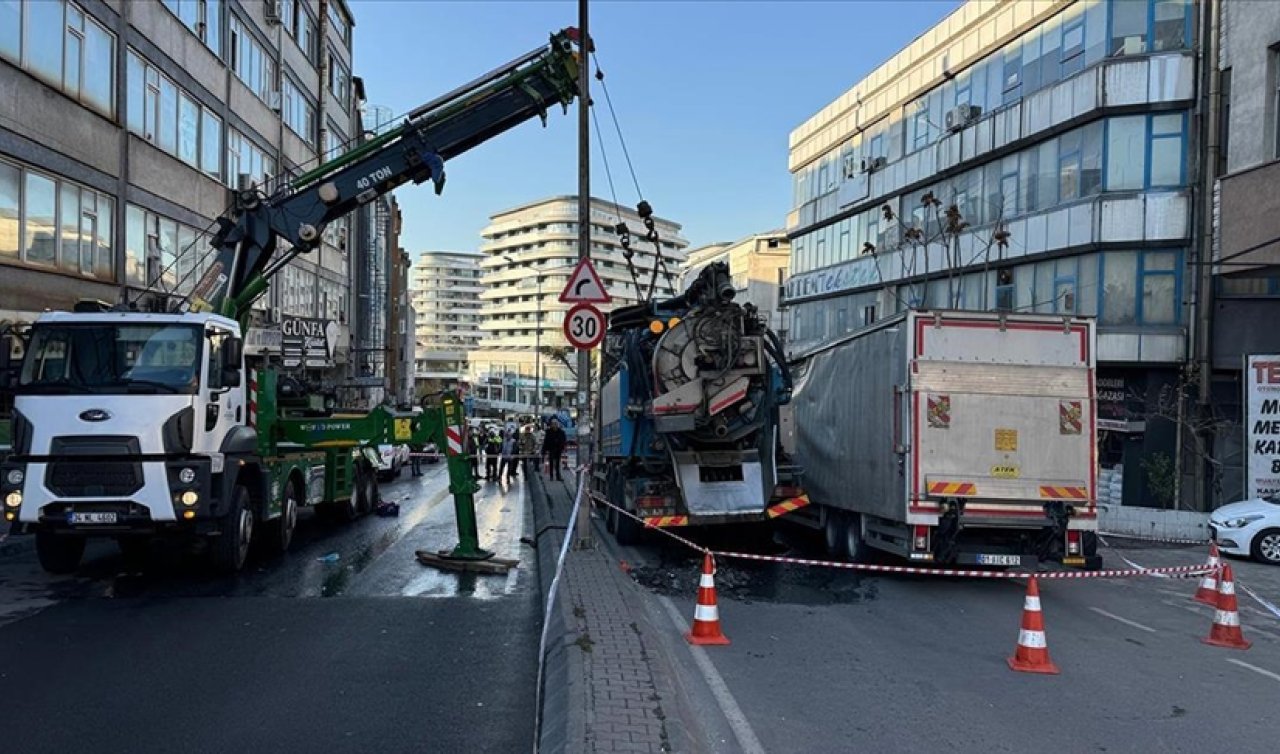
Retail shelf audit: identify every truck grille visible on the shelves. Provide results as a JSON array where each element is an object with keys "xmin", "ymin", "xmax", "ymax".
[
  {"xmin": 47, "ymin": 461, "xmax": 144, "ymax": 497},
  {"xmin": 45, "ymin": 435, "xmax": 145, "ymax": 498}
]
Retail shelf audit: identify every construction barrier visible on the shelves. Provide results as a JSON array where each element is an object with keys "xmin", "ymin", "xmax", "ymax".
[{"xmin": 1098, "ymin": 531, "xmax": 1211, "ymax": 546}]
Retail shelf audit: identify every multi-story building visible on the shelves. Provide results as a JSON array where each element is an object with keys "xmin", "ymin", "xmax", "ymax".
[
  {"xmin": 0, "ymin": 0, "xmax": 361, "ymax": 387},
  {"xmin": 784, "ymin": 0, "xmax": 1199, "ymax": 508},
  {"xmin": 410, "ymin": 251, "xmax": 484, "ymax": 392},
  {"xmin": 1207, "ymin": 0, "xmax": 1280, "ymax": 504},
  {"xmin": 471, "ymin": 195, "xmax": 688, "ymax": 414},
  {"xmin": 680, "ymin": 231, "xmax": 791, "ymax": 333}
]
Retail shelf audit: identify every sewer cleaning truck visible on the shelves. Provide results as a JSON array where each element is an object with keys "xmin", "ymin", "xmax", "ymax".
[
  {"xmin": 0, "ymin": 28, "xmax": 584, "ymax": 574},
  {"xmin": 594, "ymin": 261, "xmax": 806, "ymax": 544},
  {"xmin": 786, "ymin": 310, "xmax": 1101, "ymax": 569}
]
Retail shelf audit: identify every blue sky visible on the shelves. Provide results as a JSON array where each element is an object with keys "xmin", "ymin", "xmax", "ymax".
[{"xmin": 351, "ymin": 0, "xmax": 959, "ymax": 256}]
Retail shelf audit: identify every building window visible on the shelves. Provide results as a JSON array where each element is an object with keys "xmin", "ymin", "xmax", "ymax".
[
  {"xmin": 160, "ymin": 0, "xmax": 221, "ymax": 56},
  {"xmin": 328, "ymin": 51, "xmax": 350, "ymax": 107},
  {"xmin": 228, "ymin": 15, "xmax": 274, "ymax": 102},
  {"xmin": 282, "ymin": 77, "xmax": 316, "ymax": 147},
  {"xmin": 1110, "ymin": 0, "xmax": 1148, "ymax": 56},
  {"xmin": 0, "ymin": 157, "xmax": 113, "ymax": 280},
  {"xmin": 1152, "ymin": 0, "xmax": 1188, "ymax": 52},
  {"xmin": 328, "ymin": 3, "xmax": 350, "ymax": 45},
  {"xmin": 127, "ymin": 50, "xmax": 222, "ymax": 176},
  {"xmin": 1105, "ymin": 116, "xmax": 1147, "ymax": 190},
  {"xmin": 225, "ymin": 129, "xmax": 275, "ymax": 188},
  {"xmin": 1149, "ymin": 113, "xmax": 1186, "ymax": 187},
  {"xmin": 5, "ymin": 0, "xmax": 115, "ymax": 118},
  {"xmin": 1139, "ymin": 250, "xmax": 1179, "ymax": 324},
  {"xmin": 1274, "ymin": 51, "xmax": 1280, "ymax": 159}
]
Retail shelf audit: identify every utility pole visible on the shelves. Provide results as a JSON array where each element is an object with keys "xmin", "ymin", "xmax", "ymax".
[
  {"xmin": 534, "ymin": 276, "xmax": 542, "ymax": 417},
  {"xmin": 574, "ymin": 0, "xmax": 593, "ymax": 548}
]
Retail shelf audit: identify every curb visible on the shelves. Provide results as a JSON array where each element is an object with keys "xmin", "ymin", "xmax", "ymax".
[{"xmin": 530, "ymin": 473, "xmax": 588, "ymax": 754}]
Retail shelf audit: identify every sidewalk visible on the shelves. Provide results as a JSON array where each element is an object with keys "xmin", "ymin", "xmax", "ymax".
[{"xmin": 531, "ymin": 473, "xmax": 689, "ymax": 754}]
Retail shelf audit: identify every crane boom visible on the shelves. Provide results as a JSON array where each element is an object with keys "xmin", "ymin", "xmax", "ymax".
[{"xmin": 187, "ymin": 27, "xmax": 582, "ymax": 323}]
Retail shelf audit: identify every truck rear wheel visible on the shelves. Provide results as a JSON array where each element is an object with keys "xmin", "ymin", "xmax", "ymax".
[
  {"xmin": 263, "ymin": 478, "xmax": 300, "ymax": 555},
  {"xmin": 823, "ymin": 509, "xmax": 847, "ymax": 559},
  {"xmin": 212, "ymin": 485, "xmax": 254, "ymax": 573},
  {"xmin": 843, "ymin": 513, "xmax": 868, "ymax": 564},
  {"xmin": 354, "ymin": 466, "xmax": 377, "ymax": 515},
  {"xmin": 36, "ymin": 532, "xmax": 85, "ymax": 574},
  {"xmin": 614, "ymin": 491, "xmax": 643, "ymax": 546}
]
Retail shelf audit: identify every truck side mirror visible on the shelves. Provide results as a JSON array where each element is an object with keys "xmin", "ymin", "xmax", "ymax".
[
  {"xmin": 224, "ymin": 337, "xmax": 243, "ymax": 367},
  {"xmin": 221, "ymin": 337, "xmax": 243, "ymax": 388}
]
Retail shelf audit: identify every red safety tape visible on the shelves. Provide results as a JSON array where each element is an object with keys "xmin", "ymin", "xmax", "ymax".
[
  {"xmin": 589, "ymin": 492, "xmax": 710, "ymax": 554},
  {"xmin": 589, "ymin": 492, "xmax": 1213, "ymax": 580},
  {"xmin": 1098, "ymin": 531, "xmax": 1211, "ymax": 546},
  {"xmin": 712, "ymin": 549, "xmax": 1213, "ymax": 580}
]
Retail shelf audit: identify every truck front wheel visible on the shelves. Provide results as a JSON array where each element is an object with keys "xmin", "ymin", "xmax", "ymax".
[
  {"xmin": 36, "ymin": 532, "xmax": 85, "ymax": 574},
  {"xmin": 212, "ymin": 485, "xmax": 254, "ymax": 573}
]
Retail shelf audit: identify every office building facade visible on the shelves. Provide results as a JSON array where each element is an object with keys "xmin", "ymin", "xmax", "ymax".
[
  {"xmin": 0, "ymin": 0, "xmax": 363, "ymax": 389},
  {"xmin": 785, "ymin": 0, "xmax": 1199, "ymax": 507},
  {"xmin": 471, "ymin": 195, "xmax": 688, "ymax": 414}
]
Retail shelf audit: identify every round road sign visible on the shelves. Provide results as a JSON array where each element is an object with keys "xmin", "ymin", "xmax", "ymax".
[{"xmin": 564, "ymin": 303, "xmax": 606, "ymax": 350}]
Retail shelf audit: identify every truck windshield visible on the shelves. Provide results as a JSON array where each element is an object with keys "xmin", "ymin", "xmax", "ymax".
[{"xmin": 18, "ymin": 324, "xmax": 202, "ymax": 395}]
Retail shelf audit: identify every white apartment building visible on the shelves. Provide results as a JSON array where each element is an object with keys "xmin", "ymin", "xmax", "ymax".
[
  {"xmin": 410, "ymin": 250, "xmax": 483, "ymax": 389},
  {"xmin": 471, "ymin": 195, "xmax": 688, "ymax": 412}
]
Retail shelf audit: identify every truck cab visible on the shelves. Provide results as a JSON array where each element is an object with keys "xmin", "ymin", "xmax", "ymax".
[{"xmin": 1, "ymin": 310, "xmax": 247, "ymax": 569}]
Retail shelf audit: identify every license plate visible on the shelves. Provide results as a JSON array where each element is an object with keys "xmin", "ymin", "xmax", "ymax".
[
  {"xmin": 978, "ymin": 554, "xmax": 1020, "ymax": 566},
  {"xmin": 69, "ymin": 512, "xmax": 118, "ymax": 524}
]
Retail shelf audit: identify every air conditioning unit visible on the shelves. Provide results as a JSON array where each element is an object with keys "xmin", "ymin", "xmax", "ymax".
[
  {"xmin": 944, "ymin": 105, "xmax": 983, "ymax": 132},
  {"xmin": 264, "ymin": 0, "xmax": 283, "ymax": 24},
  {"xmin": 268, "ymin": 90, "xmax": 283, "ymax": 112},
  {"xmin": 862, "ymin": 156, "xmax": 887, "ymax": 174},
  {"xmin": 842, "ymin": 154, "xmax": 860, "ymax": 180}
]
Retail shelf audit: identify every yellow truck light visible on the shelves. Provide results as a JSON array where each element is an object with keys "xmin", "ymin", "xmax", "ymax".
[
  {"xmin": 181, "ymin": 491, "xmax": 199, "ymax": 506},
  {"xmin": 4, "ymin": 491, "xmax": 21, "ymax": 508}
]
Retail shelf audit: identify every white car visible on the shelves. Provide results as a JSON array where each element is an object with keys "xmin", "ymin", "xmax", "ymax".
[
  {"xmin": 1210, "ymin": 494, "xmax": 1280, "ymax": 565},
  {"xmin": 376, "ymin": 444, "xmax": 410, "ymax": 479}
]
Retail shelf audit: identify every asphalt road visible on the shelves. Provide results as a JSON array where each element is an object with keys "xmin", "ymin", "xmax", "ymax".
[
  {"xmin": 602, "ymin": 516, "xmax": 1280, "ymax": 754},
  {"xmin": 0, "ymin": 464, "xmax": 540, "ymax": 754}
]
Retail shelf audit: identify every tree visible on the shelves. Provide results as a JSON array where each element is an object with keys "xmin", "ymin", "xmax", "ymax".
[{"xmin": 540, "ymin": 346, "xmax": 577, "ymax": 379}]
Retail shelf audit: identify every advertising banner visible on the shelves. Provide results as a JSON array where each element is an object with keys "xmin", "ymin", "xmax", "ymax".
[{"xmin": 1246, "ymin": 355, "xmax": 1280, "ymax": 499}]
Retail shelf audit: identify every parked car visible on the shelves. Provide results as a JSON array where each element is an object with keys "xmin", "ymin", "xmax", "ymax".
[
  {"xmin": 1210, "ymin": 494, "xmax": 1280, "ymax": 565},
  {"xmin": 423, "ymin": 441, "xmax": 440, "ymax": 464},
  {"xmin": 376, "ymin": 444, "xmax": 410, "ymax": 479}
]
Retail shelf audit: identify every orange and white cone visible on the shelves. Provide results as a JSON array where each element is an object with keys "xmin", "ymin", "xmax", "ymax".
[
  {"xmin": 1202, "ymin": 564, "xmax": 1251, "ymax": 650},
  {"xmin": 1007, "ymin": 576, "xmax": 1060, "ymax": 674},
  {"xmin": 1192, "ymin": 542, "xmax": 1221, "ymax": 606},
  {"xmin": 686, "ymin": 553, "xmax": 730, "ymax": 646}
]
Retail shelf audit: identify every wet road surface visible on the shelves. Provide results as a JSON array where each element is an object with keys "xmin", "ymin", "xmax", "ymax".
[
  {"xmin": 603, "ymin": 513, "xmax": 1280, "ymax": 753},
  {"xmin": 0, "ymin": 465, "xmax": 541, "ymax": 754}
]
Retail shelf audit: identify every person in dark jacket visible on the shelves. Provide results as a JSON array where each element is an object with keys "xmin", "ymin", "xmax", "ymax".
[
  {"xmin": 466, "ymin": 430, "xmax": 481, "ymax": 480},
  {"xmin": 542, "ymin": 419, "xmax": 567, "ymax": 481},
  {"xmin": 483, "ymin": 427, "xmax": 502, "ymax": 481}
]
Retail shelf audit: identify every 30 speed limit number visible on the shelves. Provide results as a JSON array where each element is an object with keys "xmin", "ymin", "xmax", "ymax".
[{"xmin": 563, "ymin": 303, "xmax": 606, "ymax": 350}]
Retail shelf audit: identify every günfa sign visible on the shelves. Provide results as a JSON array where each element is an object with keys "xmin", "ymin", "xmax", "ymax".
[
  {"xmin": 281, "ymin": 316, "xmax": 338, "ymax": 369},
  {"xmin": 1246, "ymin": 355, "xmax": 1280, "ymax": 499}
]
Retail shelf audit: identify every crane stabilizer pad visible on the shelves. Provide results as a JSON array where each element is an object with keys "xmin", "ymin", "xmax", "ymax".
[{"xmin": 415, "ymin": 550, "xmax": 519, "ymax": 574}]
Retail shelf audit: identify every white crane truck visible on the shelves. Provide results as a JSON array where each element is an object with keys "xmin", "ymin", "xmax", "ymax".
[{"xmin": 0, "ymin": 28, "xmax": 583, "ymax": 573}]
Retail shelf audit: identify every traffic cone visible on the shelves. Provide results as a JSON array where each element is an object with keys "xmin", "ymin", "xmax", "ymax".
[
  {"xmin": 686, "ymin": 553, "xmax": 730, "ymax": 646},
  {"xmin": 1202, "ymin": 564, "xmax": 1251, "ymax": 650},
  {"xmin": 1007, "ymin": 576, "xmax": 1060, "ymax": 674},
  {"xmin": 1192, "ymin": 542, "xmax": 1221, "ymax": 605}
]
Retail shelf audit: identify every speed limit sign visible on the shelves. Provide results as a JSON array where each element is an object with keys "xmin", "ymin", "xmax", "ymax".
[{"xmin": 563, "ymin": 303, "xmax": 606, "ymax": 350}]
